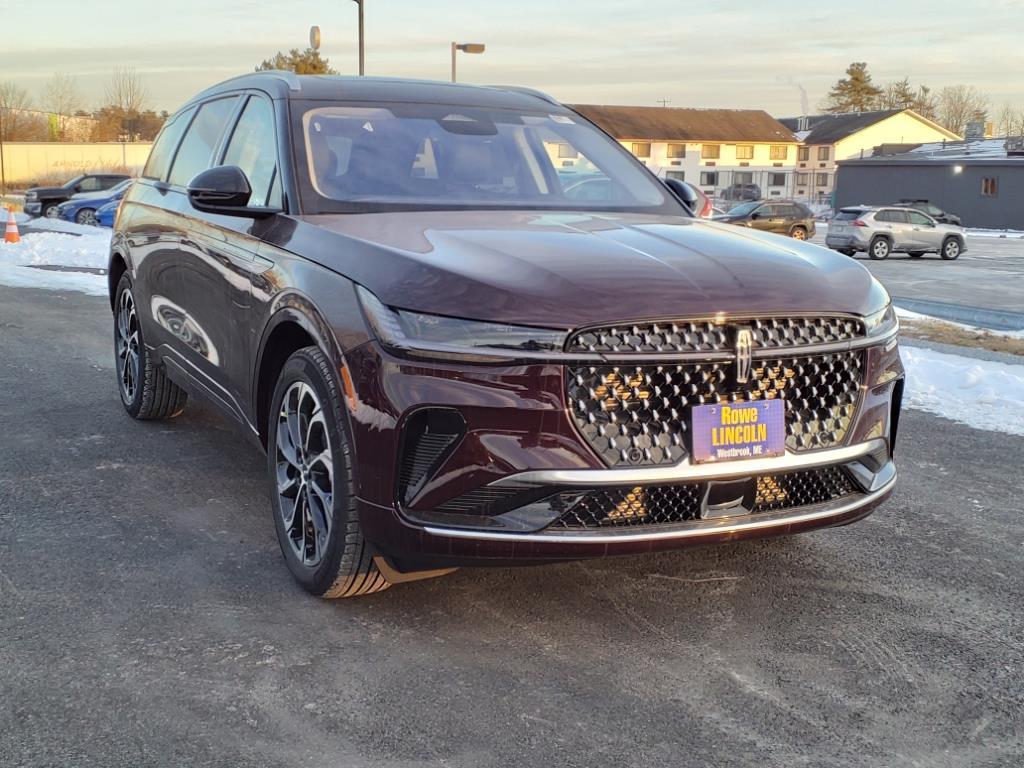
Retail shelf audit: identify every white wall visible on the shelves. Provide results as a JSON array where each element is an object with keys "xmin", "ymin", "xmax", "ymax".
[{"xmin": 0, "ymin": 142, "xmax": 153, "ymax": 187}]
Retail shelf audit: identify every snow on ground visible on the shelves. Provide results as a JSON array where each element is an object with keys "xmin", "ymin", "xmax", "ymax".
[
  {"xmin": 900, "ymin": 345, "xmax": 1024, "ymax": 436},
  {"xmin": 896, "ymin": 307, "xmax": 1024, "ymax": 339},
  {"xmin": 965, "ymin": 228, "xmax": 1024, "ymax": 239},
  {"xmin": 13, "ymin": 212, "xmax": 99, "ymax": 236},
  {"xmin": 0, "ymin": 230, "xmax": 110, "ymax": 296}
]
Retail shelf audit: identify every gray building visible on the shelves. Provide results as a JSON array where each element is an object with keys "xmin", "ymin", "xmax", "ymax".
[{"xmin": 835, "ymin": 138, "xmax": 1024, "ymax": 230}]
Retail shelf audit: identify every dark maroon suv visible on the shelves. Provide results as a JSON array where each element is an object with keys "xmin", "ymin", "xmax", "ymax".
[{"xmin": 109, "ymin": 73, "xmax": 903, "ymax": 598}]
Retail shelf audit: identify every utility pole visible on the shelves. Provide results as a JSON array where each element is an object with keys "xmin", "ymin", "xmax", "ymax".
[
  {"xmin": 352, "ymin": 0, "xmax": 365, "ymax": 75},
  {"xmin": 657, "ymin": 99, "xmax": 671, "ymax": 108},
  {"xmin": 0, "ymin": 107, "xmax": 6, "ymax": 195},
  {"xmin": 451, "ymin": 42, "xmax": 485, "ymax": 83}
]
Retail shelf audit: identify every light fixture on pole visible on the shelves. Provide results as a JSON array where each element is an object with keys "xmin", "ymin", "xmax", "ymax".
[
  {"xmin": 451, "ymin": 42, "xmax": 485, "ymax": 83},
  {"xmin": 352, "ymin": 0, "xmax": 365, "ymax": 76},
  {"xmin": 309, "ymin": 25, "xmax": 321, "ymax": 51}
]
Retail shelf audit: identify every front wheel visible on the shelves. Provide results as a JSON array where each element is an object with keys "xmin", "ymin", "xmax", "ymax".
[
  {"xmin": 869, "ymin": 237, "xmax": 891, "ymax": 260},
  {"xmin": 114, "ymin": 273, "xmax": 188, "ymax": 420},
  {"xmin": 43, "ymin": 203, "xmax": 60, "ymax": 218},
  {"xmin": 790, "ymin": 226, "xmax": 808, "ymax": 240},
  {"xmin": 75, "ymin": 208, "xmax": 97, "ymax": 226},
  {"xmin": 942, "ymin": 238, "xmax": 962, "ymax": 260},
  {"xmin": 268, "ymin": 347, "xmax": 391, "ymax": 599}
]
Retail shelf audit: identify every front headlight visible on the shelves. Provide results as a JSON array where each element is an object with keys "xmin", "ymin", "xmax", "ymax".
[
  {"xmin": 25, "ymin": 191, "xmax": 37, "ymax": 200},
  {"xmin": 864, "ymin": 303, "xmax": 898, "ymax": 337},
  {"xmin": 356, "ymin": 286, "xmax": 567, "ymax": 362}
]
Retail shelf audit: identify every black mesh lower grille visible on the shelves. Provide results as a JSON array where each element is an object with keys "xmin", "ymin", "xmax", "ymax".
[{"xmin": 548, "ymin": 466, "xmax": 857, "ymax": 529}]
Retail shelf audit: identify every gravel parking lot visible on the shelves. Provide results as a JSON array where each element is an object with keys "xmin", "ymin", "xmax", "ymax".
[{"xmin": 1, "ymin": 284, "xmax": 1023, "ymax": 767}]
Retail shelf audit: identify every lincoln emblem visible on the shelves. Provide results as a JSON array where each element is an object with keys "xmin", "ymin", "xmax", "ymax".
[{"xmin": 734, "ymin": 327, "xmax": 753, "ymax": 383}]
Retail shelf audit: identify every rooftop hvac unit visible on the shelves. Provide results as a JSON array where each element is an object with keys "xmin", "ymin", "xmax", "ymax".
[{"xmin": 1007, "ymin": 137, "xmax": 1024, "ymax": 156}]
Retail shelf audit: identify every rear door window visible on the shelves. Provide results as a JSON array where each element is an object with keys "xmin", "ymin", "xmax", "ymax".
[
  {"xmin": 222, "ymin": 96, "xmax": 281, "ymax": 208},
  {"xmin": 168, "ymin": 96, "xmax": 240, "ymax": 188},
  {"xmin": 143, "ymin": 107, "xmax": 196, "ymax": 181},
  {"xmin": 834, "ymin": 209, "xmax": 863, "ymax": 221}
]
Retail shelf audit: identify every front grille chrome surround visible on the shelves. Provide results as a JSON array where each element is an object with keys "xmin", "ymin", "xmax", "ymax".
[{"xmin": 567, "ymin": 316, "xmax": 864, "ymax": 355}]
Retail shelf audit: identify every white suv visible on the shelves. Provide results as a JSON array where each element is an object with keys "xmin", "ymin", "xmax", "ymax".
[{"xmin": 826, "ymin": 206, "xmax": 966, "ymax": 260}]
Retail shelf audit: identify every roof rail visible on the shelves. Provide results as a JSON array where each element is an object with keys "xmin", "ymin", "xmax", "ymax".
[
  {"xmin": 259, "ymin": 70, "xmax": 302, "ymax": 92},
  {"xmin": 486, "ymin": 84, "xmax": 560, "ymax": 106}
]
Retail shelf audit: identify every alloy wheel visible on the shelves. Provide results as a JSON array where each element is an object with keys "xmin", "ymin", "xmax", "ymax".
[
  {"xmin": 791, "ymin": 228, "xmax": 807, "ymax": 240},
  {"xmin": 77, "ymin": 209, "xmax": 97, "ymax": 226},
  {"xmin": 45, "ymin": 205, "xmax": 59, "ymax": 218},
  {"xmin": 115, "ymin": 288, "xmax": 140, "ymax": 403},
  {"xmin": 944, "ymin": 240, "xmax": 960, "ymax": 259},
  {"xmin": 275, "ymin": 382, "xmax": 334, "ymax": 567},
  {"xmin": 872, "ymin": 239, "xmax": 890, "ymax": 259}
]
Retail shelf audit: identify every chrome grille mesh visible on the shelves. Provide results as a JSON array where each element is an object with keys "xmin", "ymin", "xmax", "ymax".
[
  {"xmin": 549, "ymin": 466, "xmax": 857, "ymax": 529},
  {"xmin": 566, "ymin": 316, "xmax": 863, "ymax": 354},
  {"xmin": 567, "ymin": 351, "xmax": 864, "ymax": 467}
]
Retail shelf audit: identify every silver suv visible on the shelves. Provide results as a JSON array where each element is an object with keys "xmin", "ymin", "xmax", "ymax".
[{"xmin": 826, "ymin": 206, "xmax": 966, "ymax": 260}]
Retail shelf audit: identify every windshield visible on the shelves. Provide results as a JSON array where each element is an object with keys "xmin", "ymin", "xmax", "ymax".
[
  {"xmin": 726, "ymin": 202, "xmax": 760, "ymax": 217},
  {"xmin": 295, "ymin": 101, "xmax": 677, "ymax": 214},
  {"xmin": 109, "ymin": 179, "xmax": 133, "ymax": 194}
]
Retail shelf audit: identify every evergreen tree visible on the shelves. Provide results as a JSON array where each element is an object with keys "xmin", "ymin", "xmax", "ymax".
[
  {"xmin": 257, "ymin": 48, "xmax": 338, "ymax": 75},
  {"xmin": 825, "ymin": 63, "xmax": 883, "ymax": 113}
]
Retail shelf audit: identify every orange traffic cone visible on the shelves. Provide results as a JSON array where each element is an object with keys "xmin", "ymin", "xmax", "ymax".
[{"xmin": 4, "ymin": 206, "xmax": 20, "ymax": 244}]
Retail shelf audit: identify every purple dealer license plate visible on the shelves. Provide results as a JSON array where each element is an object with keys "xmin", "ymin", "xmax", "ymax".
[{"xmin": 691, "ymin": 400, "xmax": 786, "ymax": 463}]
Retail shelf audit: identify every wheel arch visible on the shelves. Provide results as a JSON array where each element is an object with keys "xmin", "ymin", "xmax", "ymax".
[
  {"xmin": 253, "ymin": 294, "xmax": 348, "ymax": 450},
  {"xmin": 107, "ymin": 250, "xmax": 129, "ymax": 311}
]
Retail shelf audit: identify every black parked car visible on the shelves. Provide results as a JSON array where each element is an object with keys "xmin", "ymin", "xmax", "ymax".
[
  {"xmin": 109, "ymin": 73, "xmax": 902, "ymax": 599},
  {"xmin": 891, "ymin": 199, "xmax": 961, "ymax": 226},
  {"xmin": 23, "ymin": 173, "xmax": 130, "ymax": 218}
]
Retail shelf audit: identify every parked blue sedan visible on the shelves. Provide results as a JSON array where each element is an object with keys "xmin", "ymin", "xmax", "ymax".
[
  {"xmin": 56, "ymin": 179, "xmax": 133, "ymax": 226},
  {"xmin": 95, "ymin": 200, "xmax": 120, "ymax": 228}
]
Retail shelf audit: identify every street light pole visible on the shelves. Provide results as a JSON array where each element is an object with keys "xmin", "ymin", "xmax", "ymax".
[
  {"xmin": 352, "ymin": 0, "xmax": 365, "ymax": 76},
  {"xmin": 450, "ymin": 42, "xmax": 485, "ymax": 83}
]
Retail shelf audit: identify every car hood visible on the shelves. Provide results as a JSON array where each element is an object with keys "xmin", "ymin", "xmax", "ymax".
[
  {"xmin": 26, "ymin": 186, "xmax": 68, "ymax": 197},
  {"xmin": 65, "ymin": 190, "xmax": 114, "ymax": 202},
  {"xmin": 293, "ymin": 210, "xmax": 881, "ymax": 328}
]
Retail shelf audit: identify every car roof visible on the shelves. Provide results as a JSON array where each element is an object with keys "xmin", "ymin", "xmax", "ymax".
[{"xmin": 186, "ymin": 72, "xmax": 566, "ymax": 113}]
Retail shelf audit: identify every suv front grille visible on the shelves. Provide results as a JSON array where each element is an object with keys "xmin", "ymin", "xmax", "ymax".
[
  {"xmin": 549, "ymin": 466, "xmax": 857, "ymax": 529},
  {"xmin": 567, "ymin": 316, "xmax": 864, "ymax": 354},
  {"xmin": 567, "ymin": 350, "xmax": 863, "ymax": 467}
]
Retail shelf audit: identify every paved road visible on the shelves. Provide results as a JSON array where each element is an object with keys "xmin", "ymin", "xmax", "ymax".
[
  {"xmin": 810, "ymin": 228, "xmax": 1024, "ymax": 315},
  {"xmin": 2, "ymin": 285, "xmax": 1023, "ymax": 767}
]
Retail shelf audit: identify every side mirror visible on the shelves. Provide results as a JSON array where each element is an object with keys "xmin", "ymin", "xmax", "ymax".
[
  {"xmin": 750, "ymin": 211, "xmax": 761, "ymax": 220},
  {"xmin": 663, "ymin": 178, "xmax": 697, "ymax": 214},
  {"xmin": 187, "ymin": 166, "xmax": 281, "ymax": 218}
]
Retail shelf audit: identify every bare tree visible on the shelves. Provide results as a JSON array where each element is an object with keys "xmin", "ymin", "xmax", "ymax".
[
  {"xmin": 105, "ymin": 66, "xmax": 148, "ymax": 114},
  {"xmin": 42, "ymin": 72, "xmax": 82, "ymax": 140},
  {"xmin": 936, "ymin": 85, "xmax": 988, "ymax": 136},
  {"xmin": 0, "ymin": 81, "xmax": 33, "ymax": 141},
  {"xmin": 996, "ymin": 103, "xmax": 1024, "ymax": 137}
]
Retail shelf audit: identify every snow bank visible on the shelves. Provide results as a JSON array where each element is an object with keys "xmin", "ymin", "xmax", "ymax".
[
  {"xmin": 900, "ymin": 346, "xmax": 1024, "ymax": 436},
  {"xmin": 896, "ymin": 307, "xmax": 1024, "ymax": 339},
  {"xmin": 0, "ymin": 230, "xmax": 110, "ymax": 296},
  {"xmin": 13, "ymin": 212, "xmax": 99, "ymax": 236}
]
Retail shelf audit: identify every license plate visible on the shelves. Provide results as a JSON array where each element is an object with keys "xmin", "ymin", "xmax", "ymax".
[
  {"xmin": 691, "ymin": 400, "xmax": 785, "ymax": 463},
  {"xmin": 831, "ymin": 224, "xmax": 848, "ymax": 234}
]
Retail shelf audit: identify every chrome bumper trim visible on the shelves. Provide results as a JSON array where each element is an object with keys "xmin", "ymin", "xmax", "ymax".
[
  {"xmin": 490, "ymin": 438, "xmax": 888, "ymax": 488},
  {"xmin": 423, "ymin": 470, "xmax": 895, "ymax": 544}
]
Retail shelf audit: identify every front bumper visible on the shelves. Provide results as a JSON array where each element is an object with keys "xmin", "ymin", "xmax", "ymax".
[
  {"xmin": 24, "ymin": 201, "xmax": 41, "ymax": 216},
  {"xmin": 344, "ymin": 334, "xmax": 903, "ymax": 570}
]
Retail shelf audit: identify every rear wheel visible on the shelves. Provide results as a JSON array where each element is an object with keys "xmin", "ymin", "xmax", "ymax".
[
  {"xmin": 790, "ymin": 226, "xmax": 808, "ymax": 240},
  {"xmin": 268, "ymin": 347, "xmax": 391, "ymax": 599},
  {"xmin": 114, "ymin": 273, "xmax": 188, "ymax": 420},
  {"xmin": 75, "ymin": 208, "xmax": 97, "ymax": 226},
  {"xmin": 869, "ymin": 237, "xmax": 891, "ymax": 260},
  {"xmin": 941, "ymin": 238, "xmax": 962, "ymax": 260}
]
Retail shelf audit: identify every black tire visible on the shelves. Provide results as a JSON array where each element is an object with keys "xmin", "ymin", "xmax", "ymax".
[
  {"xmin": 75, "ymin": 208, "xmax": 97, "ymax": 226},
  {"xmin": 908, "ymin": 252, "xmax": 924, "ymax": 258},
  {"xmin": 869, "ymin": 236, "xmax": 891, "ymax": 260},
  {"xmin": 941, "ymin": 237, "xmax": 962, "ymax": 260},
  {"xmin": 838, "ymin": 249, "xmax": 856, "ymax": 257},
  {"xmin": 790, "ymin": 226, "xmax": 808, "ymax": 240},
  {"xmin": 42, "ymin": 203, "xmax": 60, "ymax": 218},
  {"xmin": 114, "ymin": 273, "xmax": 188, "ymax": 420},
  {"xmin": 267, "ymin": 346, "xmax": 391, "ymax": 599}
]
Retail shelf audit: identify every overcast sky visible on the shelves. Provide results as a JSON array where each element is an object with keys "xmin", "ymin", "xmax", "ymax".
[{"xmin": 4, "ymin": 0, "xmax": 1023, "ymax": 116}]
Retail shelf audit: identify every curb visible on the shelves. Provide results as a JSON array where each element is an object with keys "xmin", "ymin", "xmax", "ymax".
[{"xmin": 893, "ymin": 296, "xmax": 1024, "ymax": 332}]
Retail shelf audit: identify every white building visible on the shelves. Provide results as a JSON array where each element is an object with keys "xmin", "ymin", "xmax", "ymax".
[{"xmin": 570, "ymin": 104, "xmax": 800, "ymax": 201}]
